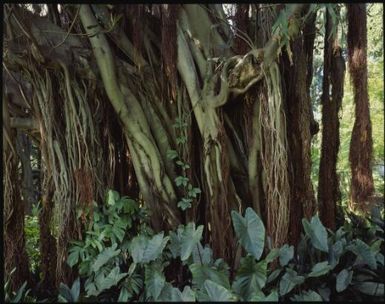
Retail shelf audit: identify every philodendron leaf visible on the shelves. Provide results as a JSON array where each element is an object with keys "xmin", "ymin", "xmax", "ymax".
[
  {"xmin": 308, "ymin": 261, "xmax": 332, "ymax": 278},
  {"xmin": 92, "ymin": 243, "xmax": 120, "ymax": 272},
  {"xmin": 189, "ymin": 263, "xmax": 230, "ymax": 290},
  {"xmin": 144, "ymin": 266, "xmax": 165, "ymax": 300},
  {"xmin": 231, "ymin": 208, "xmax": 265, "ymax": 260},
  {"xmin": 180, "ymin": 223, "xmax": 204, "ymax": 261},
  {"xmin": 302, "ymin": 215, "xmax": 328, "ymax": 252},
  {"xmin": 163, "ymin": 286, "xmax": 196, "ymax": 302},
  {"xmin": 336, "ymin": 269, "xmax": 353, "ymax": 292},
  {"xmin": 279, "ymin": 269, "xmax": 305, "ymax": 296},
  {"xmin": 250, "ymin": 290, "xmax": 279, "ymax": 301},
  {"xmin": 143, "ymin": 233, "xmax": 169, "ymax": 262},
  {"xmin": 347, "ymin": 239, "xmax": 377, "ymax": 270},
  {"xmin": 192, "ymin": 242, "xmax": 213, "ymax": 265},
  {"xmin": 168, "ymin": 223, "xmax": 204, "ymax": 262},
  {"xmin": 130, "ymin": 233, "xmax": 169, "ymax": 264},
  {"xmin": 232, "ymin": 256, "xmax": 267, "ymax": 300},
  {"xmin": 290, "ymin": 290, "xmax": 323, "ymax": 301},
  {"xmin": 203, "ymin": 280, "xmax": 234, "ymax": 301},
  {"xmin": 70, "ymin": 278, "xmax": 80, "ymax": 301},
  {"xmin": 279, "ymin": 244, "xmax": 294, "ymax": 266}
]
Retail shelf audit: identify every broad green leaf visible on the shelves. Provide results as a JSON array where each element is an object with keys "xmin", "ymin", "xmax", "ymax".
[
  {"xmin": 180, "ymin": 286, "xmax": 196, "ymax": 301},
  {"xmin": 168, "ymin": 228, "xmax": 183, "ymax": 259},
  {"xmin": 354, "ymin": 282, "xmax": 384, "ymax": 297},
  {"xmin": 70, "ymin": 278, "xmax": 80, "ymax": 301},
  {"xmin": 336, "ymin": 269, "xmax": 353, "ymax": 292},
  {"xmin": 329, "ymin": 240, "xmax": 344, "ymax": 268},
  {"xmin": 203, "ymin": 280, "xmax": 234, "ymax": 301},
  {"xmin": 94, "ymin": 266, "xmax": 127, "ymax": 295},
  {"xmin": 232, "ymin": 256, "xmax": 267, "ymax": 300},
  {"xmin": 180, "ymin": 223, "xmax": 204, "ymax": 261},
  {"xmin": 267, "ymin": 268, "xmax": 282, "ymax": 284},
  {"xmin": 308, "ymin": 261, "xmax": 332, "ymax": 277},
  {"xmin": 130, "ymin": 233, "xmax": 169, "ymax": 264},
  {"xmin": 169, "ymin": 223, "xmax": 204, "ymax": 261},
  {"xmin": 67, "ymin": 250, "xmax": 79, "ymax": 267},
  {"xmin": 265, "ymin": 248, "xmax": 280, "ymax": 263},
  {"xmin": 145, "ymin": 266, "xmax": 165, "ymax": 300},
  {"xmin": 129, "ymin": 235, "xmax": 148, "ymax": 263},
  {"xmin": 279, "ymin": 244, "xmax": 294, "ymax": 266},
  {"xmin": 302, "ymin": 215, "xmax": 328, "ymax": 252},
  {"xmin": 107, "ymin": 190, "xmax": 119, "ymax": 206},
  {"xmin": 85, "ymin": 282, "xmax": 98, "ymax": 297},
  {"xmin": 250, "ymin": 290, "xmax": 278, "ymax": 301},
  {"xmin": 59, "ymin": 283, "xmax": 73, "ymax": 302},
  {"xmin": 189, "ymin": 263, "xmax": 230, "ymax": 290},
  {"xmin": 291, "ymin": 290, "xmax": 323, "ymax": 301},
  {"xmin": 92, "ymin": 243, "xmax": 120, "ymax": 272},
  {"xmin": 347, "ymin": 239, "xmax": 377, "ymax": 269},
  {"xmin": 279, "ymin": 269, "xmax": 305, "ymax": 296},
  {"xmin": 143, "ymin": 233, "xmax": 169, "ymax": 262},
  {"xmin": 231, "ymin": 208, "xmax": 265, "ymax": 260},
  {"xmin": 192, "ymin": 242, "xmax": 213, "ymax": 265},
  {"xmin": 166, "ymin": 286, "xmax": 196, "ymax": 302},
  {"xmin": 118, "ymin": 287, "xmax": 131, "ymax": 302}
]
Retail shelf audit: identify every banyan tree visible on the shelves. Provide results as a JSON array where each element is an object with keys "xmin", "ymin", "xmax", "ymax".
[{"xmin": 3, "ymin": 3, "xmax": 374, "ymax": 291}]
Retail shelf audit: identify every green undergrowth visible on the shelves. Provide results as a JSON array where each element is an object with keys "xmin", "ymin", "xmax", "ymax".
[{"xmin": 9, "ymin": 190, "xmax": 384, "ymax": 302}]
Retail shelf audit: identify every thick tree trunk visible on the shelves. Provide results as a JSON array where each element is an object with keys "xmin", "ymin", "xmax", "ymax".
[
  {"xmin": 318, "ymin": 11, "xmax": 345, "ymax": 230},
  {"xmin": 282, "ymin": 27, "xmax": 317, "ymax": 245},
  {"xmin": 347, "ymin": 4, "xmax": 375, "ymax": 210}
]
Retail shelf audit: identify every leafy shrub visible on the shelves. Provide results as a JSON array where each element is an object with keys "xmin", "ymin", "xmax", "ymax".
[
  {"xmin": 60, "ymin": 190, "xmax": 384, "ymax": 302},
  {"xmin": 24, "ymin": 203, "xmax": 41, "ymax": 275}
]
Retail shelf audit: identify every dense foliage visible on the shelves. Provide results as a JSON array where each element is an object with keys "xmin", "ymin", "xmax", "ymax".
[
  {"xmin": 10, "ymin": 190, "xmax": 384, "ymax": 302},
  {"xmin": 3, "ymin": 3, "xmax": 384, "ymax": 302}
]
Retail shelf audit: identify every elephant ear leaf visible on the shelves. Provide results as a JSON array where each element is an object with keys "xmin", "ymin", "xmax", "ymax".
[
  {"xmin": 180, "ymin": 223, "xmax": 204, "ymax": 261},
  {"xmin": 231, "ymin": 208, "xmax": 265, "ymax": 260},
  {"xmin": 336, "ymin": 269, "xmax": 353, "ymax": 292},
  {"xmin": 302, "ymin": 215, "xmax": 328, "ymax": 252},
  {"xmin": 291, "ymin": 290, "xmax": 323, "ymax": 301},
  {"xmin": 203, "ymin": 280, "xmax": 234, "ymax": 301}
]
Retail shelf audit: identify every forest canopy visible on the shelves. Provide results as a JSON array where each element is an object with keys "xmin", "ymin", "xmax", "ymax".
[{"xmin": 2, "ymin": 3, "xmax": 384, "ymax": 302}]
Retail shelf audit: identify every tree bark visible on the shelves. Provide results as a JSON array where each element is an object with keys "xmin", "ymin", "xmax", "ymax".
[
  {"xmin": 318, "ymin": 11, "xmax": 345, "ymax": 230},
  {"xmin": 347, "ymin": 4, "xmax": 375, "ymax": 210},
  {"xmin": 282, "ymin": 22, "xmax": 317, "ymax": 245},
  {"xmin": 3, "ymin": 95, "xmax": 31, "ymax": 291},
  {"xmin": 38, "ymin": 179, "xmax": 58, "ymax": 295}
]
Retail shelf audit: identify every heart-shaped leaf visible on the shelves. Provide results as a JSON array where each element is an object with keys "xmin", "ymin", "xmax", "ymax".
[{"xmin": 232, "ymin": 208, "xmax": 265, "ymax": 260}]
